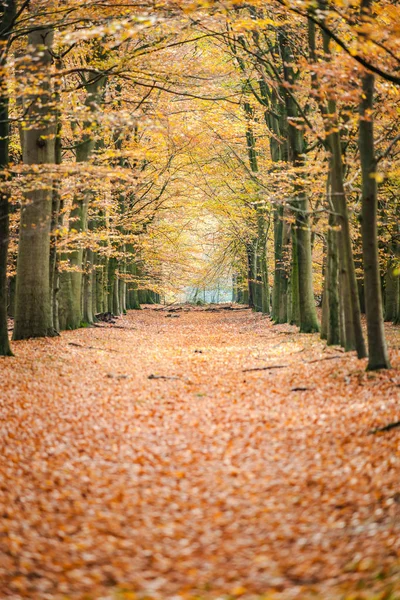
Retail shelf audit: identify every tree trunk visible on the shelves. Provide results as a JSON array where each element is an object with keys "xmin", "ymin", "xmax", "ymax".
[
  {"xmin": 295, "ymin": 191, "xmax": 320, "ymax": 333},
  {"xmin": 279, "ymin": 221, "xmax": 290, "ymax": 323},
  {"xmin": 7, "ymin": 276, "xmax": 15, "ymax": 317},
  {"xmin": 338, "ymin": 268, "xmax": 346, "ymax": 347},
  {"xmin": 309, "ymin": 14, "xmax": 366, "ymax": 356},
  {"xmin": 290, "ymin": 228, "xmax": 300, "ymax": 326},
  {"xmin": 359, "ymin": 71, "xmax": 390, "ymax": 370},
  {"xmin": 272, "ymin": 208, "xmax": 282, "ymax": 321},
  {"xmin": 0, "ymin": 0, "xmax": 15, "ymax": 355},
  {"xmin": 91, "ymin": 252, "xmax": 99, "ymax": 319},
  {"xmin": 273, "ymin": 207, "xmax": 289, "ymax": 323},
  {"xmin": 321, "ymin": 241, "xmax": 328, "ymax": 340},
  {"xmin": 394, "ymin": 284, "xmax": 400, "ymax": 326},
  {"xmin": 108, "ymin": 257, "xmax": 119, "ymax": 315},
  {"xmin": 255, "ymin": 209, "xmax": 269, "ymax": 314},
  {"xmin": 50, "ymin": 189, "xmax": 61, "ymax": 333},
  {"xmin": 126, "ymin": 256, "xmax": 140, "ymax": 310},
  {"xmin": 326, "ymin": 217, "xmax": 340, "ymax": 345},
  {"xmin": 329, "ymin": 125, "xmax": 366, "ymax": 356},
  {"xmin": 58, "ymin": 77, "xmax": 105, "ymax": 329},
  {"xmin": 385, "ymin": 260, "xmax": 398, "ymax": 322},
  {"xmin": 244, "ymin": 100, "xmax": 269, "ymax": 313},
  {"xmin": 260, "ymin": 246, "xmax": 270, "ymax": 314},
  {"xmin": 246, "ymin": 243, "xmax": 256, "ymax": 309},
  {"xmin": 280, "ymin": 30, "xmax": 319, "ymax": 333},
  {"xmin": 13, "ymin": 28, "xmax": 57, "ymax": 340},
  {"xmin": 266, "ymin": 88, "xmax": 288, "ymax": 323},
  {"xmin": 82, "ymin": 248, "xmax": 94, "ymax": 324},
  {"xmin": 354, "ymin": 250, "xmax": 366, "ymax": 313},
  {"xmin": 49, "ymin": 60, "xmax": 62, "ymax": 333},
  {"xmin": 119, "ymin": 260, "xmax": 127, "ymax": 314},
  {"xmin": 96, "ymin": 257, "xmax": 107, "ymax": 313}
]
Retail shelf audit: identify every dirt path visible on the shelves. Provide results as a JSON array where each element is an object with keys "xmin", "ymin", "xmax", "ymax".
[{"xmin": 1, "ymin": 309, "xmax": 399, "ymax": 599}]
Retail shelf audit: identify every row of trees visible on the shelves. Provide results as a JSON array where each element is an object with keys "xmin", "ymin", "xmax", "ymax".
[
  {"xmin": 1, "ymin": 0, "xmax": 183, "ymax": 355},
  {"xmin": 211, "ymin": 0, "xmax": 399, "ymax": 370},
  {"xmin": 0, "ymin": 0, "xmax": 399, "ymax": 371}
]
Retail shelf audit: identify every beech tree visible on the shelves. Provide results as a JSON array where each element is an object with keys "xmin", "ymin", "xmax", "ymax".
[
  {"xmin": 0, "ymin": 0, "xmax": 15, "ymax": 355},
  {"xmin": 13, "ymin": 26, "xmax": 57, "ymax": 340}
]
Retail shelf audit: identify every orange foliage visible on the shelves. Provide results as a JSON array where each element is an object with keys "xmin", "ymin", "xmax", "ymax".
[{"xmin": 0, "ymin": 308, "xmax": 399, "ymax": 599}]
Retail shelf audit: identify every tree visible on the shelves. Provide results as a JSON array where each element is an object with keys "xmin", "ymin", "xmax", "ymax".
[
  {"xmin": 0, "ymin": 0, "xmax": 15, "ymax": 355},
  {"xmin": 358, "ymin": 0, "xmax": 390, "ymax": 370},
  {"xmin": 13, "ymin": 26, "xmax": 57, "ymax": 340}
]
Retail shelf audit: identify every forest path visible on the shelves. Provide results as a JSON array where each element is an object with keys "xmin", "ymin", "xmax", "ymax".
[{"xmin": 1, "ymin": 308, "xmax": 400, "ymax": 599}]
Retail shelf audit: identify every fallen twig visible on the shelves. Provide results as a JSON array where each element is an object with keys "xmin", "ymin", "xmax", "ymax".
[
  {"xmin": 154, "ymin": 301, "xmax": 179, "ymax": 311},
  {"xmin": 204, "ymin": 306, "xmax": 249, "ymax": 312},
  {"xmin": 305, "ymin": 355, "xmax": 343, "ymax": 364},
  {"xmin": 369, "ymin": 421, "xmax": 400, "ymax": 434},
  {"xmin": 68, "ymin": 342, "xmax": 119, "ymax": 353},
  {"xmin": 92, "ymin": 323, "xmax": 132, "ymax": 330},
  {"xmin": 242, "ymin": 365, "xmax": 288, "ymax": 373},
  {"xmin": 148, "ymin": 374, "xmax": 180, "ymax": 380}
]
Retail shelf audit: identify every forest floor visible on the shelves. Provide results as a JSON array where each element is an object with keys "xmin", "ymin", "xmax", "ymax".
[{"xmin": 1, "ymin": 307, "xmax": 400, "ymax": 600}]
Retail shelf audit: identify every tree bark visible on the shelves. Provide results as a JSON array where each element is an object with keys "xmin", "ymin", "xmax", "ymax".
[
  {"xmin": 13, "ymin": 28, "xmax": 57, "ymax": 340},
  {"xmin": 0, "ymin": 0, "xmax": 15, "ymax": 355},
  {"xmin": 329, "ymin": 123, "xmax": 366, "ymax": 356},
  {"xmin": 290, "ymin": 227, "xmax": 300, "ymax": 326},
  {"xmin": 309, "ymin": 13, "xmax": 366, "ymax": 355},
  {"xmin": 280, "ymin": 30, "xmax": 319, "ymax": 333},
  {"xmin": 359, "ymin": 71, "xmax": 390, "ymax": 370},
  {"xmin": 321, "ymin": 241, "xmax": 328, "ymax": 340},
  {"xmin": 273, "ymin": 207, "xmax": 289, "ymax": 323},
  {"xmin": 326, "ymin": 214, "xmax": 340, "ymax": 345},
  {"xmin": 246, "ymin": 242, "xmax": 256, "ymax": 309},
  {"xmin": 49, "ymin": 59, "xmax": 62, "ymax": 333},
  {"xmin": 385, "ymin": 260, "xmax": 398, "ymax": 322},
  {"xmin": 82, "ymin": 248, "xmax": 94, "ymax": 324},
  {"xmin": 58, "ymin": 76, "xmax": 105, "ymax": 329}
]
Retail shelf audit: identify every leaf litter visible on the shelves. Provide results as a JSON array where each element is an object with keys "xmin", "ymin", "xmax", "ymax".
[{"xmin": 0, "ymin": 308, "xmax": 399, "ymax": 600}]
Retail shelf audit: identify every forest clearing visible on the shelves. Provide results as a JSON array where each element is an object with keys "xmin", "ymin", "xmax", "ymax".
[{"xmin": 1, "ymin": 307, "xmax": 400, "ymax": 600}]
